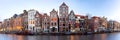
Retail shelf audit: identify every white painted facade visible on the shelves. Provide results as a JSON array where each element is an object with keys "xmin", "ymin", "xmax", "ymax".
[{"xmin": 28, "ymin": 9, "xmax": 36, "ymax": 32}]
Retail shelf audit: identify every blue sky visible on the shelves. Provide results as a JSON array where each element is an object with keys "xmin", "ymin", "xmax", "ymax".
[{"xmin": 0, "ymin": 0, "xmax": 120, "ymax": 22}]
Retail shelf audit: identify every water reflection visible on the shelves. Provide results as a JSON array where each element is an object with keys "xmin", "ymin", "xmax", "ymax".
[{"xmin": 0, "ymin": 32, "xmax": 120, "ymax": 40}]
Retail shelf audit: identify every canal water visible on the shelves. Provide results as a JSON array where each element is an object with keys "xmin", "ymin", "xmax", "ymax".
[{"xmin": 0, "ymin": 32, "xmax": 120, "ymax": 40}]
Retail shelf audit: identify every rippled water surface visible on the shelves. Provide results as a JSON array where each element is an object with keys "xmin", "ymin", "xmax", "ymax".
[{"xmin": 0, "ymin": 32, "xmax": 120, "ymax": 40}]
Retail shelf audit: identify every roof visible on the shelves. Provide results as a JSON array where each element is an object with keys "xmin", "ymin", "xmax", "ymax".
[
  {"xmin": 0, "ymin": 22, "xmax": 2, "ymax": 23},
  {"xmin": 60, "ymin": 2, "xmax": 68, "ymax": 7},
  {"xmin": 61, "ymin": 2, "xmax": 66, "ymax": 6},
  {"xmin": 75, "ymin": 14, "xmax": 87, "ymax": 19}
]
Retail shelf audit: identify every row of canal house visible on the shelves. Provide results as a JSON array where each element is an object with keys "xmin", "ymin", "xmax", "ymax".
[
  {"xmin": 0, "ymin": 2, "xmax": 84, "ymax": 33},
  {"xmin": 107, "ymin": 20, "xmax": 120, "ymax": 31},
  {"xmin": 0, "ymin": 2, "xmax": 120, "ymax": 33},
  {"xmin": 88, "ymin": 16, "xmax": 120, "ymax": 32},
  {"xmin": 88, "ymin": 16, "xmax": 108, "ymax": 32},
  {"xmin": 0, "ymin": 10, "xmax": 28, "ymax": 32},
  {"xmin": 74, "ymin": 15, "xmax": 87, "ymax": 32}
]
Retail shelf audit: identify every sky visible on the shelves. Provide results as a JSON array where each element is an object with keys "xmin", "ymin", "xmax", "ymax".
[{"xmin": 0, "ymin": 0, "xmax": 120, "ymax": 22}]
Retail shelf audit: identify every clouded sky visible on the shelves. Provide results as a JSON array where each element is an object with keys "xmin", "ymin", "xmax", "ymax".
[{"xmin": 0, "ymin": 0, "xmax": 120, "ymax": 22}]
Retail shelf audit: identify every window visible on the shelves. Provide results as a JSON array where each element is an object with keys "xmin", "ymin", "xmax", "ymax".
[
  {"xmin": 62, "ymin": 8, "xmax": 66, "ymax": 13},
  {"xmin": 63, "ymin": 8, "xmax": 65, "ymax": 11},
  {"xmin": 63, "ymin": 18, "xmax": 65, "ymax": 21},
  {"xmin": 52, "ymin": 23, "xmax": 53, "ymax": 26},
  {"xmin": 63, "ymin": 24, "xmax": 65, "ymax": 26},
  {"xmin": 55, "ymin": 23, "xmax": 56, "ymax": 25},
  {"xmin": 32, "ymin": 21, "xmax": 34, "ymax": 24}
]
